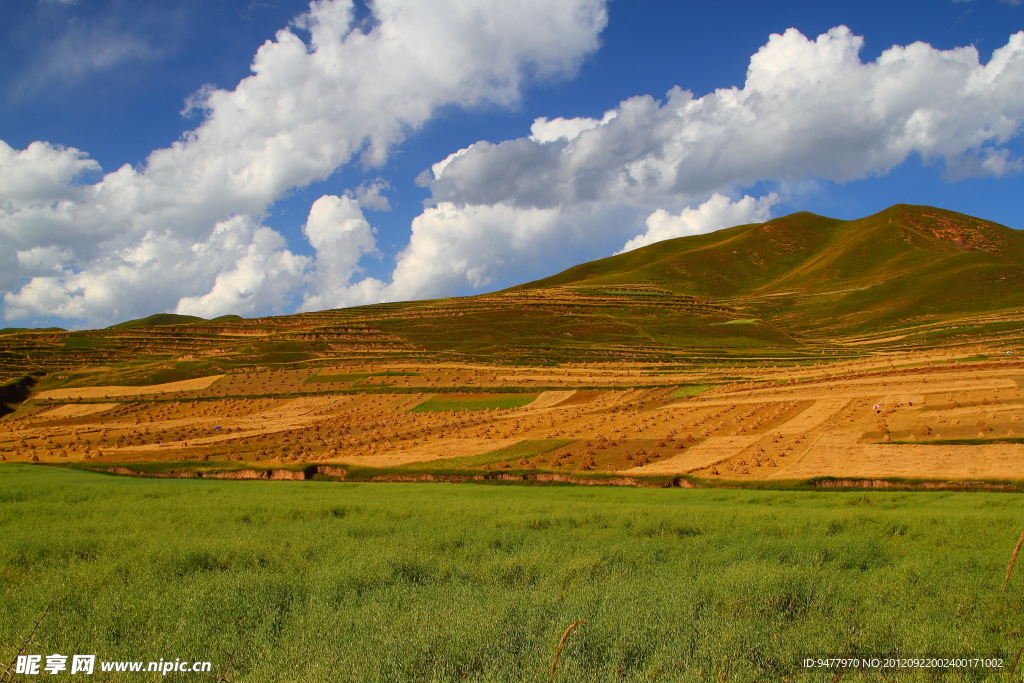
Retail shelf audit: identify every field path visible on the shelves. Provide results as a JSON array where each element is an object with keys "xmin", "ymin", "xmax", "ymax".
[
  {"xmin": 37, "ymin": 375, "xmax": 224, "ymax": 400},
  {"xmin": 776, "ymin": 398, "xmax": 849, "ymax": 435},
  {"xmin": 877, "ymin": 393, "xmax": 925, "ymax": 406},
  {"xmin": 738, "ymin": 369, "xmax": 1017, "ymax": 402},
  {"xmin": 526, "ymin": 391, "xmax": 576, "ymax": 410},
  {"xmin": 36, "ymin": 403, "xmax": 120, "ymax": 418},
  {"xmin": 339, "ymin": 438, "xmax": 521, "ymax": 468}
]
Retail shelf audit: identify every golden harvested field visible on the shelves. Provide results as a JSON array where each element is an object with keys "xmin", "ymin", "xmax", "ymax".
[
  {"xmin": 35, "ymin": 374, "xmax": 224, "ymax": 399},
  {"xmin": 4, "ymin": 349, "xmax": 1024, "ymax": 486}
]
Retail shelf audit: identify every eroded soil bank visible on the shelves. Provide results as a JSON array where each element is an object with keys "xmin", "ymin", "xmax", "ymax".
[{"xmin": 86, "ymin": 464, "xmax": 1024, "ymax": 492}]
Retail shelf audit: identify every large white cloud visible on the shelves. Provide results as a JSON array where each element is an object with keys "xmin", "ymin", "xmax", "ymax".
[
  {"xmin": 430, "ymin": 27, "xmax": 1024, "ymax": 208},
  {"xmin": 4, "ymin": 21, "xmax": 1024, "ymax": 326},
  {"xmin": 619, "ymin": 193, "xmax": 779, "ymax": 254},
  {"xmin": 296, "ymin": 194, "xmax": 383, "ymax": 313},
  {"xmin": 387, "ymin": 201, "xmax": 567, "ymax": 300},
  {"xmin": 366, "ymin": 195, "xmax": 777, "ymax": 301},
  {"xmin": 4, "ymin": 215, "xmax": 310, "ymax": 322},
  {"xmin": 0, "ymin": 141, "xmax": 98, "ymax": 213},
  {"xmin": 0, "ymin": 0, "xmax": 608, "ymax": 325},
  {"xmin": 430, "ymin": 27, "xmax": 1024, "ymax": 210},
  {"xmin": 388, "ymin": 26, "xmax": 1024, "ymax": 297}
]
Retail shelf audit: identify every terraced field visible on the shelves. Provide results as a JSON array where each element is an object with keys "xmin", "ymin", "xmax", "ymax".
[
  {"xmin": 5, "ymin": 205, "xmax": 1024, "ymax": 388},
  {"xmin": 2, "ymin": 349, "xmax": 1023, "ymax": 488},
  {"xmin": 2, "ymin": 204, "xmax": 1024, "ymax": 488}
]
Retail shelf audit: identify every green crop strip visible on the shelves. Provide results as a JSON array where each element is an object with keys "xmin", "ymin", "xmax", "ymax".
[
  {"xmin": 408, "ymin": 394, "xmax": 539, "ymax": 412},
  {"xmin": 670, "ymin": 384, "xmax": 712, "ymax": 398}
]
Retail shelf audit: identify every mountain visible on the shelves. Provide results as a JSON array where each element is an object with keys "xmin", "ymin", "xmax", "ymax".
[
  {"xmin": 511, "ymin": 204, "xmax": 1024, "ymax": 337},
  {"xmin": 107, "ymin": 314, "xmax": 245, "ymax": 329},
  {"xmin": 1, "ymin": 204, "xmax": 1022, "ymax": 384}
]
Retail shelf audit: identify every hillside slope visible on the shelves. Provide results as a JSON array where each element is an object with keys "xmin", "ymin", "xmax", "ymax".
[
  {"xmin": 2, "ymin": 204, "xmax": 1023, "ymax": 383},
  {"xmin": 511, "ymin": 204, "xmax": 1024, "ymax": 336}
]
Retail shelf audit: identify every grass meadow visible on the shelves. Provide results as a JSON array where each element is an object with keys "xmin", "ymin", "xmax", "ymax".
[{"xmin": 2, "ymin": 465, "xmax": 1024, "ymax": 682}]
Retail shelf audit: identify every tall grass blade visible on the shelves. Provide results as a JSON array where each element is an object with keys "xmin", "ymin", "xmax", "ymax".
[
  {"xmin": 549, "ymin": 620, "xmax": 585, "ymax": 683},
  {"xmin": 1007, "ymin": 640, "xmax": 1024, "ymax": 682},
  {"xmin": 1003, "ymin": 529, "xmax": 1024, "ymax": 592},
  {"xmin": 0, "ymin": 593, "xmax": 55, "ymax": 683}
]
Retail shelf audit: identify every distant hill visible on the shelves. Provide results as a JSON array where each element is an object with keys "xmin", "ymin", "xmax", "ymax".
[
  {"xmin": 107, "ymin": 314, "xmax": 244, "ymax": 329},
  {"xmin": 1, "ymin": 327, "xmax": 67, "ymax": 335},
  {"xmin": 510, "ymin": 204, "xmax": 1024, "ymax": 337},
  {"xmin": 2, "ymin": 204, "xmax": 1023, "ymax": 383}
]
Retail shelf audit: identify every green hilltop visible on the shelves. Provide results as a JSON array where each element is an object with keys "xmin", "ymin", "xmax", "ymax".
[
  {"xmin": 107, "ymin": 313, "xmax": 245, "ymax": 329},
  {"xmin": 511, "ymin": 204, "xmax": 1024, "ymax": 337},
  {"xmin": 2, "ymin": 204, "xmax": 1023, "ymax": 384}
]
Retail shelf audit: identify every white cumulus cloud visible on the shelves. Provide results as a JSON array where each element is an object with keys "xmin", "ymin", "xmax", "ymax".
[
  {"xmin": 393, "ymin": 26, "xmax": 1024, "ymax": 298},
  {"xmin": 0, "ymin": 0, "xmax": 608, "ymax": 326},
  {"xmin": 4, "ymin": 21, "xmax": 1024, "ymax": 327},
  {"xmin": 430, "ymin": 27, "xmax": 1024, "ymax": 211},
  {"xmin": 386, "ymin": 201, "xmax": 567, "ymax": 300},
  {"xmin": 529, "ymin": 110, "xmax": 617, "ymax": 143},
  {"xmin": 298, "ymin": 194, "xmax": 383, "ymax": 312},
  {"xmin": 619, "ymin": 193, "xmax": 780, "ymax": 254},
  {"xmin": 0, "ymin": 140, "xmax": 98, "ymax": 210}
]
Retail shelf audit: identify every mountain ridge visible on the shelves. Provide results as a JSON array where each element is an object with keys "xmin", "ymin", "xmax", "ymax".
[
  {"xmin": 507, "ymin": 203, "xmax": 1024, "ymax": 335},
  {"xmin": 2, "ymin": 204, "xmax": 1023, "ymax": 385}
]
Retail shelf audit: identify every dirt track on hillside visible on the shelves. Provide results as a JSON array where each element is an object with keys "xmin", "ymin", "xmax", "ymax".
[{"xmin": 37, "ymin": 375, "xmax": 224, "ymax": 399}]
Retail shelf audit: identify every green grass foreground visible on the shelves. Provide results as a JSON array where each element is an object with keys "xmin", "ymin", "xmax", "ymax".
[{"xmin": 2, "ymin": 466, "xmax": 1024, "ymax": 682}]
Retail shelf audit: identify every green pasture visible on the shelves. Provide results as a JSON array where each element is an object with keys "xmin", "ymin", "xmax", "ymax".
[
  {"xmin": 2, "ymin": 465, "xmax": 1024, "ymax": 681},
  {"xmin": 409, "ymin": 394, "xmax": 538, "ymax": 412},
  {"xmin": 670, "ymin": 384, "xmax": 712, "ymax": 398}
]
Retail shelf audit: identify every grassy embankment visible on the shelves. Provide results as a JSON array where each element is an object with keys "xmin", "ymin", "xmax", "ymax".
[{"xmin": 3, "ymin": 465, "xmax": 1024, "ymax": 682}]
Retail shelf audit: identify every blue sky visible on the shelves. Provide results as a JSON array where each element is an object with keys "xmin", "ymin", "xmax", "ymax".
[{"xmin": 1, "ymin": 0, "xmax": 1022, "ymax": 328}]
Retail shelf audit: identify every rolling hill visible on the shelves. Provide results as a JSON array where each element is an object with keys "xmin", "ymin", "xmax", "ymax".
[
  {"xmin": 2, "ymin": 204, "xmax": 1022, "ymax": 386},
  {"xmin": 512, "ymin": 204, "xmax": 1024, "ymax": 335}
]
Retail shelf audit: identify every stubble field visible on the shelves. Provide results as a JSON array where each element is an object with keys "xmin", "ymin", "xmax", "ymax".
[{"xmin": 4, "ymin": 349, "xmax": 1024, "ymax": 487}]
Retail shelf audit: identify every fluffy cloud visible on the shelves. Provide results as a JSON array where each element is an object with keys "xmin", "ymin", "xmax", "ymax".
[
  {"xmin": 172, "ymin": 223, "xmax": 310, "ymax": 320},
  {"xmin": 4, "ymin": 216, "xmax": 308, "ymax": 322},
  {"xmin": 297, "ymin": 194, "xmax": 383, "ymax": 312},
  {"xmin": 351, "ymin": 180, "xmax": 392, "ymax": 212},
  {"xmin": 386, "ymin": 202, "xmax": 566, "ymax": 300},
  {"xmin": 619, "ymin": 193, "xmax": 779, "ymax": 253},
  {"xmin": 1, "ymin": 0, "xmax": 608, "ymax": 325},
  {"xmin": 392, "ymin": 26, "xmax": 1024, "ymax": 297},
  {"xmin": 0, "ymin": 141, "xmax": 98, "ymax": 211},
  {"xmin": 528, "ymin": 110, "xmax": 618, "ymax": 143},
  {"xmin": 430, "ymin": 27, "xmax": 1024, "ymax": 212},
  {"xmin": 363, "ymin": 194, "xmax": 777, "ymax": 301},
  {"xmin": 5, "ymin": 20, "xmax": 1024, "ymax": 326}
]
